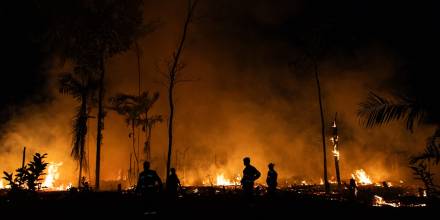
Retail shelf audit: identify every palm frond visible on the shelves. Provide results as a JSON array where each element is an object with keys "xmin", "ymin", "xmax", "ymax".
[
  {"xmin": 71, "ymin": 105, "xmax": 88, "ymax": 169},
  {"xmin": 410, "ymin": 127, "xmax": 440, "ymax": 165},
  {"xmin": 358, "ymin": 92, "xmax": 424, "ymax": 132}
]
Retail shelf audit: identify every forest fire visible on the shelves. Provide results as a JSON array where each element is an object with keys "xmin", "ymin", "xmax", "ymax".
[
  {"xmin": 41, "ymin": 162, "xmax": 65, "ymax": 190},
  {"xmin": 0, "ymin": 179, "xmax": 5, "ymax": 189},
  {"xmin": 352, "ymin": 169, "xmax": 373, "ymax": 185},
  {"xmin": 202, "ymin": 173, "xmax": 241, "ymax": 186},
  {"xmin": 372, "ymin": 195, "xmax": 400, "ymax": 207}
]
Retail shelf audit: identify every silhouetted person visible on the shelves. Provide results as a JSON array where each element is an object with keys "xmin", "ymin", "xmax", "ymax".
[
  {"xmin": 136, "ymin": 161, "xmax": 163, "ymax": 198},
  {"xmin": 266, "ymin": 163, "xmax": 277, "ymax": 196},
  {"xmin": 241, "ymin": 157, "xmax": 261, "ymax": 200},
  {"xmin": 348, "ymin": 177, "xmax": 357, "ymax": 200},
  {"xmin": 166, "ymin": 168, "xmax": 181, "ymax": 199}
]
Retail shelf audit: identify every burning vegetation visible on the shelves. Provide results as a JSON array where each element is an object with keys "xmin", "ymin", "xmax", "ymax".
[{"xmin": 1, "ymin": 0, "xmax": 440, "ymax": 217}]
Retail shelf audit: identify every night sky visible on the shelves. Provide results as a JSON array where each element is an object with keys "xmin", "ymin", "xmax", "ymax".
[{"xmin": 2, "ymin": 1, "xmax": 439, "ymax": 123}]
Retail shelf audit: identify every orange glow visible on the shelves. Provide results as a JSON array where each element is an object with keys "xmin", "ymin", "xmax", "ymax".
[
  {"xmin": 42, "ymin": 162, "xmax": 63, "ymax": 190},
  {"xmin": 373, "ymin": 195, "xmax": 400, "ymax": 207},
  {"xmin": 202, "ymin": 173, "xmax": 241, "ymax": 186},
  {"xmin": 352, "ymin": 169, "xmax": 373, "ymax": 185}
]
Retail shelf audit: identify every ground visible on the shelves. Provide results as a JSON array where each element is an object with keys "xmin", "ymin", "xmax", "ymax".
[{"xmin": 0, "ymin": 186, "xmax": 437, "ymax": 219}]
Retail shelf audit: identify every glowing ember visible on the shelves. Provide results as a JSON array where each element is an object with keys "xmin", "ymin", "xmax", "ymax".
[
  {"xmin": 301, "ymin": 180, "xmax": 308, "ymax": 185},
  {"xmin": 42, "ymin": 162, "xmax": 63, "ymax": 189},
  {"xmin": 352, "ymin": 169, "xmax": 373, "ymax": 185},
  {"xmin": 372, "ymin": 195, "xmax": 400, "ymax": 207}
]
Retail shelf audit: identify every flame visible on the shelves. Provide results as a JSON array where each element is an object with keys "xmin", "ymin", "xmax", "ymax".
[
  {"xmin": 216, "ymin": 173, "xmax": 234, "ymax": 186},
  {"xmin": 203, "ymin": 173, "xmax": 241, "ymax": 186},
  {"xmin": 0, "ymin": 179, "xmax": 4, "ymax": 189},
  {"xmin": 332, "ymin": 148, "xmax": 340, "ymax": 158},
  {"xmin": 373, "ymin": 195, "xmax": 400, "ymax": 207},
  {"xmin": 352, "ymin": 169, "xmax": 373, "ymax": 185},
  {"xmin": 42, "ymin": 162, "xmax": 63, "ymax": 189}
]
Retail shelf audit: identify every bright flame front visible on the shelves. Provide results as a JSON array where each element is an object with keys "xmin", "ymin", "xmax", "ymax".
[
  {"xmin": 42, "ymin": 162, "xmax": 63, "ymax": 189},
  {"xmin": 352, "ymin": 169, "xmax": 373, "ymax": 185}
]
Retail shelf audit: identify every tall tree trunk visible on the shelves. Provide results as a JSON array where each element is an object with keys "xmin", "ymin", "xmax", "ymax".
[
  {"xmin": 167, "ymin": 81, "xmax": 175, "ymax": 180},
  {"xmin": 314, "ymin": 61, "xmax": 329, "ymax": 193},
  {"xmin": 166, "ymin": 0, "xmax": 198, "ymax": 183},
  {"xmin": 131, "ymin": 121, "xmax": 139, "ymax": 176},
  {"xmin": 145, "ymin": 123, "xmax": 152, "ymax": 161},
  {"xmin": 78, "ymin": 94, "xmax": 88, "ymax": 188},
  {"xmin": 95, "ymin": 55, "xmax": 105, "ymax": 190}
]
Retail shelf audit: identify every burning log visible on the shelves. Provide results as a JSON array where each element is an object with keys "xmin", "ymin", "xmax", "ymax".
[{"xmin": 330, "ymin": 113, "xmax": 341, "ymax": 192}]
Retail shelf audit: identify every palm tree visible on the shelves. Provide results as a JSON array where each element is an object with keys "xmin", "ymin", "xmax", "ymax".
[
  {"xmin": 141, "ymin": 115, "xmax": 162, "ymax": 161},
  {"xmin": 136, "ymin": 92, "xmax": 161, "ymax": 161},
  {"xmin": 109, "ymin": 94, "xmax": 143, "ymax": 179},
  {"xmin": 109, "ymin": 91, "xmax": 161, "ymax": 181},
  {"xmin": 48, "ymin": 0, "xmax": 151, "ymax": 190},
  {"xmin": 59, "ymin": 64, "xmax": 98, "ymax": 188},
  {"xmin": 358, "ymin": 92, "xmax": 440, "ymax": 196}
]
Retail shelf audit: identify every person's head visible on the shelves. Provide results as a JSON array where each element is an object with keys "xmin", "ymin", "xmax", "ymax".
[
  {"xmin": 143, "ymin": 161, "xmax": 150, "ymax": 170},
  {"xmin": 170, "ymin": 168, "xmax": 176, "ymax": 174},
  {"xmin": 243, "ymin": 157, "xmax": 250, "ymax": 166},
  {"xmin": 268, "ymin": 163, "xmax": 275, "ymax": 170}
]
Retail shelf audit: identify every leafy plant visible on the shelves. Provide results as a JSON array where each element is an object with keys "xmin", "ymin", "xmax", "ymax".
[{"xmin": 2, "ymin": 153, "xmax": 48, "ymax": 191}]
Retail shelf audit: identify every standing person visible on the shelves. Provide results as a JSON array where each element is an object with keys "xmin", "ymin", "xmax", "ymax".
[
  {"xmin": 136, "ymin": 161, "xmax": 163, "ymax": 214},
  {"xmin": 348, "ymin": 177, "xmax": 357, "ymax": 200},
  {"xmin": 166, "ymin": 168, "xmax": 181, "ymax": 199},
  {"xmin": 266, "ymin": 163, "xmax": 277, "ymax": 196},
  {"xmin": 241, "ymin": 157, "xmax": 261, "ymax": 200}
]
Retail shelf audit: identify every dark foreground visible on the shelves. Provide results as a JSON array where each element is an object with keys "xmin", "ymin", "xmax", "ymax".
[{"xmin": 0, "ymin": 187, "xmax": 437, "ymax": 219}]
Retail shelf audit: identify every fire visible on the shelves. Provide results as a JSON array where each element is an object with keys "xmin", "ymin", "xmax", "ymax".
[
  {"xmin": 203, "ymin": 173, "xmax": 241, "ymax": 186},
  {"xmin": 373, "ymin": 195, "xmax": 400, "ymax": 207},
  {"xmin": 216, "ymin": 174, "xmax": 234, "ymax": 186},
  {"xmin": 42, "ymin": 162, "xmax": 63, "ymax": 189},
  {"xmin": 352, "ymin": 169, "xmax": 373, "ymax": 185},
  {"xmin": 0, "ymin": 179, "xmax": 4, "ymax": 189}
]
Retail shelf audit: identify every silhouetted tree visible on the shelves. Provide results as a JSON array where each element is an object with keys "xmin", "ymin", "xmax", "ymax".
[
  {"xmin": 163, "ymin": 0, "xmax": 199, "ymax": 183},
  {"xmin": 3, "ymin": 153, "xmax": 48, "ymax": 191},
  {"xmin": 109, "ymin": 92, "xmax": 161, "ymax": 179},
  {"xmin": 289, "ymin": 30, "xmax": 331, "ymax": 193},
  {"xmin": 59, "ymin": 64, "xmax": 99, "ymax": 188},
  {"xmin": 47, "ymin": 0, "xmax": 152, "ymax": 190},
  {"xmin": 358, "ymin": 92, "xmax": 440, "ymax": 197}
]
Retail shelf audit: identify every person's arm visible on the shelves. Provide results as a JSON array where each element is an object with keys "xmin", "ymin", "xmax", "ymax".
[
  {"xmin": 255, "ymin": 168, "xmax": 261, "ymax": 180},
  {"xmin": 155, "ymin": 172, "xmax": 163, "ymax": 189}
]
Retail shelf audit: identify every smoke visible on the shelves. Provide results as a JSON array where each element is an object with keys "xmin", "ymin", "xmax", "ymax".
[{"xmin": 0, "ymin": 0, "xmax": 437, "ymax": 188}]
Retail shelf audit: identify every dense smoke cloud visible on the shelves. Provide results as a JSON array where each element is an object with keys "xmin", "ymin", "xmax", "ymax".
[{"xmin": 1, "ymin": 0, "xmax": 438, "ymax": 188}]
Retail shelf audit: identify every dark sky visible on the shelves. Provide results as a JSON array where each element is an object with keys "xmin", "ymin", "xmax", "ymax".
[{"xmin": 1, "ymin": 0, "xmax": 439, "ymax": 125}]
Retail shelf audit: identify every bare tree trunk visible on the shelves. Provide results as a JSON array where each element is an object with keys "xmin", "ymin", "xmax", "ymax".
[
  {"xmin": 145, "ymin": 124, "xmax": 152, "ymax": 161},
  {"xmin": 314, "ymin": 61, "xmax": 329, "ymax": 193},
  {"xmin": 131, "ymin": 121, "xmax": 139, "ymax": 176},
  {"xmin": 95, "ymin": 55, "xmax": 105, "ymax": 191},
  {"xmin": 332, "ymin": 113, "xmax": 341, "ymax": 192},
  {"xmin": 78, "ymin": 94, "xmax": 88, "ymax": 188},
  {"xmin": 22, "ymin": 146, "xmax": 26, "ymax": 169},
  {"xmin": 166, "ymin": 0, "xmax": 198, "ymax": 182}
]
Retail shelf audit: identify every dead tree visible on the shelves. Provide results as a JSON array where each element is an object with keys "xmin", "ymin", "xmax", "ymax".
[
  {"xmin": 331, "ymin": 113, "xmax": 341, "ymax": 192},
  {"xmin": 163, "ymin": 0, "xmax": 199, "ymax": 182}
]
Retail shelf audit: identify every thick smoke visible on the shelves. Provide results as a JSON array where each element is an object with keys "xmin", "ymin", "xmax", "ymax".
[{"xmin": 0, "ymin": 0, "xmax": 436, "ymax": 189}]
